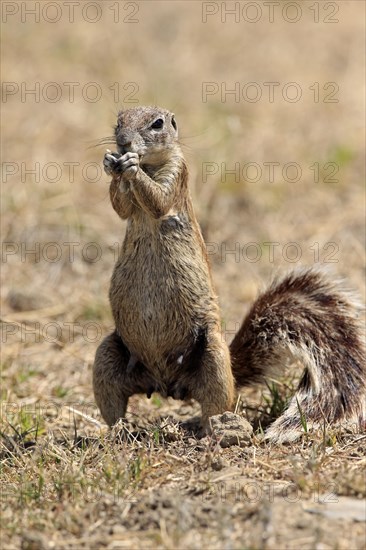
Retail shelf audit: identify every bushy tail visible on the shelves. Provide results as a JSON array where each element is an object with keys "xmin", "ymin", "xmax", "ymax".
[{"xmin": 230, "ymin": 268, "xmax": 366, "ymax": 443}]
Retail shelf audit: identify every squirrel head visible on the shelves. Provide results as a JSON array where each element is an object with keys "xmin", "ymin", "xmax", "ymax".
[{"xmin": 114, "ymin": 106, "xmax": 179, "ymax": 165}]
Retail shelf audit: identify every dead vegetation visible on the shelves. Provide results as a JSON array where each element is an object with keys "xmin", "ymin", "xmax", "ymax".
[
  {"xmin": 1, "ymin": 404, "xmax": 365, "ymax": 549},
  {"xmin": 1, "ymin": 2, "xmax": 365, "ymax": 548}
]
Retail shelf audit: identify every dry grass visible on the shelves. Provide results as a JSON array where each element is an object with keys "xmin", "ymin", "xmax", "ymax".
[{"xmin": 1, "ymin": 2, "xmax": 365, "ymax": 548}]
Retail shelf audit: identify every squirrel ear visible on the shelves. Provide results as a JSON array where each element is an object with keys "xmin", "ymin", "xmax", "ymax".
[
  {"xmin": 171, "ymin": 114, "xmax": 178, "ymax": 134},
  {"xmin": 115, "ymin": 110, "xmax": 124, "ymax": 134}
]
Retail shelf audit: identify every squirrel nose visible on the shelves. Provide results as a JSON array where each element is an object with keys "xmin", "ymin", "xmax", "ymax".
[
  {"xmin": 120, "ymin": 141, "xmax": 132, "ymax": 154},
  {"xmin": 117, "ymin": 134, "xmax": 140, "ymax": 155}
]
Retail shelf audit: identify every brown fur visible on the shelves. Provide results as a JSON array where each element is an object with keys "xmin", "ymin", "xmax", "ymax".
[
  {"xmin": 230, "ymin": 269, "xmax": 366, "ymax": 442},
  {"xmin": 93, "ymin": 106, "xmax": 366, "ymax": 442},
  {"xmin": 94, "ymin": 106, "xmax": 234, "ymax": 430}
]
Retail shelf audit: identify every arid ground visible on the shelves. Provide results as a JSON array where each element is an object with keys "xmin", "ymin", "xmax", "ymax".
[{"xmin": 1, "ymin": 1, "xmax": 365, "ymax": 548}]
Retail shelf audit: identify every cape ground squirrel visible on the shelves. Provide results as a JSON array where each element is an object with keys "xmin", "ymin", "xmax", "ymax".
[{"xmin": 93, "ymin": 106, "xmax": 366, "ymax": 442}]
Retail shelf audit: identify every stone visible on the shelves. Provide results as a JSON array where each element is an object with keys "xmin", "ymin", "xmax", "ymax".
[{"xmin": 209, "ymin": 412, "xmax": 253, "ymax": 448}]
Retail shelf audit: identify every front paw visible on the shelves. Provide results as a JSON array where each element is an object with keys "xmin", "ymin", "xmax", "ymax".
[
  {"xmin": 103, "ymin": 150, "xmax": 122, "ymax": 176},
  {"xmin": 103, "ymin": 150, "xmax": 139, "ymax": 180},
  {"xmin": 120, "ymin": 152, "xmax": 140, "ymax": 180}
]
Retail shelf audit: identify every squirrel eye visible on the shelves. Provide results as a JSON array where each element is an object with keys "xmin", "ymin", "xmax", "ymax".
[
  {"xmin": 150, "ymin": 118, "xmax": 164, "ymax": 130},
  {"xmin": 171, "ymin": 116, "xmax": 177, "ymax": 130}
]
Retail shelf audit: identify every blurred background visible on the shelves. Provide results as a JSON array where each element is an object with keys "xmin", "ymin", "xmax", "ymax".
[{"xmin": 1, "ymin": 1, "xmax": 365, "ymax": 409}]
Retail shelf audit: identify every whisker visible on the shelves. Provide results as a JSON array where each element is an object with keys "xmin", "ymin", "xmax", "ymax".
[
  {"xmin": 177, "ymin": 140, "xmax": 193, "ymax": 152},
  {"xmin": 87, "ymin": 136, "xmax": 117, "ymax": 149}
]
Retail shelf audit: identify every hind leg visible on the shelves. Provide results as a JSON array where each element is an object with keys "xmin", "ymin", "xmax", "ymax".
[
  {"xmin": 93, "ymin": 331, "xmax": 154, "ymax": 426},
  {"xmin": 186, "ymin": 328, "xmax": 235, "ymax": 430}
]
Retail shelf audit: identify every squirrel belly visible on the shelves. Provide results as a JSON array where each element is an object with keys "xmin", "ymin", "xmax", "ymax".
[
  {"xmin": 93, "ymin": 106, "xmax": 366, "ymax": 442},
  {"xmin": 109, "ymin": 209, "xmax": 220, "ymax": 371}
]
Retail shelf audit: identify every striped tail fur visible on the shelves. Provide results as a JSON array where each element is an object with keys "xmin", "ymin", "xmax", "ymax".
[{"xmin": 230, "ymin": 268, "xmax": 366, "ymax": 443}]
